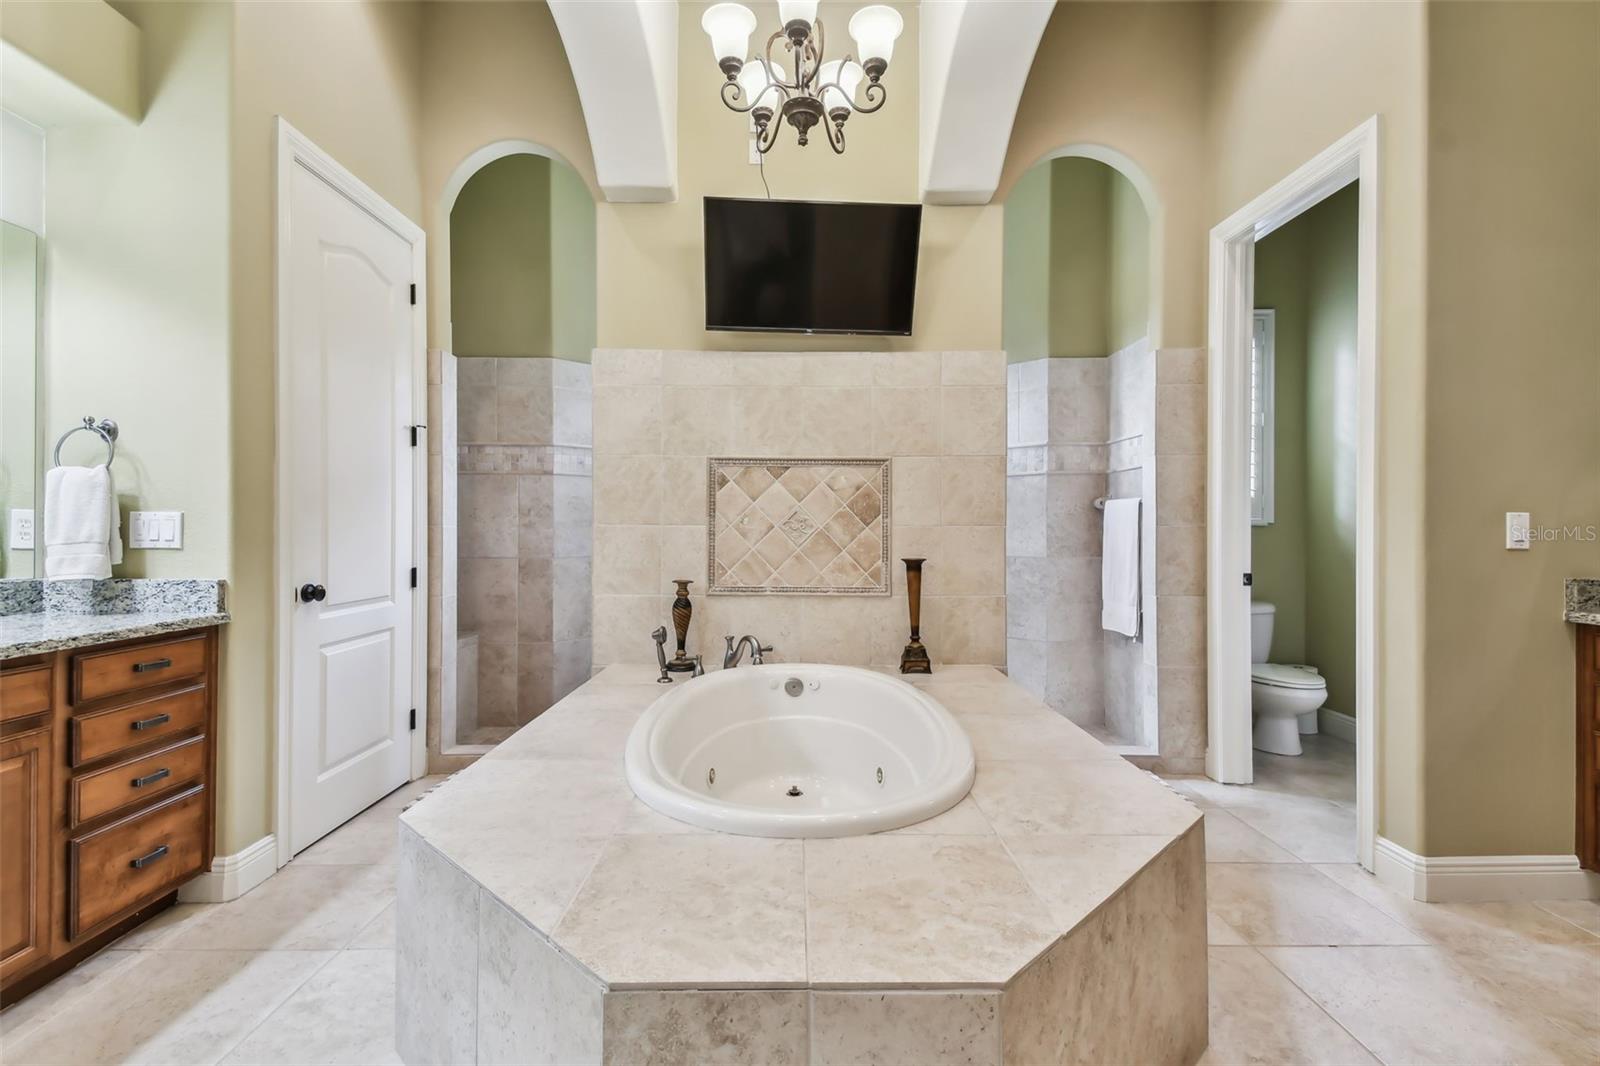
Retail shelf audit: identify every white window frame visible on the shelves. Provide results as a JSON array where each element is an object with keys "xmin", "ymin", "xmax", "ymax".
[{"xmin": 1249, "ymin": 309, "xmax": 1276, "ymax": 526}]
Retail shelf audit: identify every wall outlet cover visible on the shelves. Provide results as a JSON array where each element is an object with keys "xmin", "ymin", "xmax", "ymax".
[{"xmin": 8, "ymin": 509, "xmax": 34, "ymax": 550}]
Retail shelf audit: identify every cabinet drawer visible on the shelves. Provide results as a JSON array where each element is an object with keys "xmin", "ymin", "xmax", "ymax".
[
  {"xmin": 71, "ymin": 735, "xmax": 207, "ymax": 826},
  {"xmin": 72, "ymin": 634, "xmax": 207, "ymax": 704},
  {"xmin": 69, "ymin": 786, "xmax": 206, "ymax": 939},
  {"xmin": 70, "ymin": 685, "xmax": 207, "ymax": 767},
  {"xmin": 0, "ymin": 665, "xmax": 51, "ymax": 723}
]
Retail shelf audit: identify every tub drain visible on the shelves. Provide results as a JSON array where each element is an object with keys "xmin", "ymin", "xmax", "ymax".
[{"xmin": 786, "ymin": 785, "xmax": 803, "ymax": 797}]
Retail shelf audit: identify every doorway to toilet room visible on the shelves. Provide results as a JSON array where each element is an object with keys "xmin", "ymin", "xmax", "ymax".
[{"xmin": 1203, "ymin": 121, "xmax": 1377, "ymax": 869}]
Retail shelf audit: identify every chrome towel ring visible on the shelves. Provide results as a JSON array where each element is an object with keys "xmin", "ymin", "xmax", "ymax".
[{"xmin": 53, "ymin": 416, "xmax": 119, "ymax": 468}]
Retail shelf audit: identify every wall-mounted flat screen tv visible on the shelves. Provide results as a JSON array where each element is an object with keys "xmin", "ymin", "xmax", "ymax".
[{"xmin": 704, "ymin": 196, "xmax": 922, "ymax": 336}]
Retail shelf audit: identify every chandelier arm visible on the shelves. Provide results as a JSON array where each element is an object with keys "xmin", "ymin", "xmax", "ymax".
[
  {"xmin": 824, "ymin": 118, "xmax": 846, "ymax": 155},
  {"xmin": 850, "ymin": 80, "xmax": 888, "ymax": 115},
  {"xmin": 805, "ymin": 17, "xmax": 825, "ymax": 92},
  {"xmin": 761, "ymin": 28, "xmax": 795, "ymax": 90},
  {"xmin": 720, "ymin": 79, "xmax": 755, "ymax": 114},
  {"xmin": 756, "ymin": 113, "xmax": 783, "ymax": 154}
]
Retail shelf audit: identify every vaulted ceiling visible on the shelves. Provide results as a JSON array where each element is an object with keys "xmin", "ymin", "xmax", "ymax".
[{"xmin": 546, "ymin": 0, "xmax": 1052, "ymax": 205}]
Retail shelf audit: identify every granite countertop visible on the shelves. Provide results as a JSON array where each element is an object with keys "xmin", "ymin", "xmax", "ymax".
[
  {"xmin": 1, "ymin": 579, "xmax": 229, "ymax": 659},
  {"xmin": 399, "ymin": 664, "xmax": 1204, "ymax": 992},
  {"xmin": 1566, "ymin": 578, "xmax": 1600, "ymax": 626}
]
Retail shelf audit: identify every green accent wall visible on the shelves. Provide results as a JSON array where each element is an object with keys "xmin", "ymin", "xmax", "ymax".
[
  {"xmin": 450, "ymin": 153, "xmax": 595, "ymax": 361},
  {"xmin": 1251, "ymin": 183, "xmax": 1359, "ymax": 718},
  {"xmin": 1002, "ymin": 157, "xmax": 1149, "ymax": 362}
]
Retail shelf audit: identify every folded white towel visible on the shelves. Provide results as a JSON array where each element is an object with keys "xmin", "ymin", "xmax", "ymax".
[
  {"xmin": 44, "ymin": 464, "xmax": 122, "ymax": 580},
  {"xmin": 1100, "ymin": 497, "xmax": 1141, "ymax": 637}
]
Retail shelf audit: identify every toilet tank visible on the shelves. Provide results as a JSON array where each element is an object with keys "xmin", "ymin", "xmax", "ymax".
[{"xmin": 1250, "ymin": 602, "xmax": 1275, "ymax": 663}]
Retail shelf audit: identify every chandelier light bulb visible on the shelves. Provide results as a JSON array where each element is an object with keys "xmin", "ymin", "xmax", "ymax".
[
  {"xmin": 737, "ymin": 58, "xmax": 786, "ymax": 111},
  {"xmin": 777, "ymin": 0, "xmax": 820, "ymax": 28},
  {"xmin": 848, "ymin": 5, "xmax": 903, "ymax": 78},
  {"xmin": 702, "ymin": 3, "xmax": 757, "ymax": 71},
  {"xmin": 818, "ymin": 59, "xmax": 865, "ymax": 113}
]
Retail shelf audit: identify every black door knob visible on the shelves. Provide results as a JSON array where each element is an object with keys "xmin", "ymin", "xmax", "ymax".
[{"xmin": 299, "ymin": 583, "xmax": 327, "ymax": 603}]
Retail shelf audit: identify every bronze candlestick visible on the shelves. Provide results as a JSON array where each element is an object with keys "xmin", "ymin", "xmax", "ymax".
[
  {"xmin": 900, "ymin": 558, "xmax": 932, "ymax": 674},
  {"xmin": 666, "ymin": 579, "xmax": 698, "ymax": 673}
]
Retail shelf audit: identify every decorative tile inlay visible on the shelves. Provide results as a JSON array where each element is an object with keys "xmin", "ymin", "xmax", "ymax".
[{"xmin": 708, "ymin": 458, "xmax": 891, "ymax": 595}]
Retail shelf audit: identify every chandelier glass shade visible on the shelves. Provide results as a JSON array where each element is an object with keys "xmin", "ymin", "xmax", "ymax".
[{"xmin": 701, "ymin": 2, "xmax": 903, "ymax": 155}]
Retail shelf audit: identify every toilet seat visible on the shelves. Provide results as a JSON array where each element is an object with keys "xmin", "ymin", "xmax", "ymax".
[{"xmin": 1250, "ymin": 664, "xmax": 1324, "ymax": 690}]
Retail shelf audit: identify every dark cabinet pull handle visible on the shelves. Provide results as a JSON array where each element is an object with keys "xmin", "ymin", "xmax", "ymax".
[
  {"xmin": 132, "ymin": 658, "xmax": 173, "ymax": 673},
  {"xmin": 130, "ymin": 844, "xmax": 169, "ymax": 869},
  {"xmin": 131, "ymin": 768, "xmax": 171, "ymax": 789},
  {"xmin": 130, "ymin": 713, "xmax": 171, "ymax": 731}
]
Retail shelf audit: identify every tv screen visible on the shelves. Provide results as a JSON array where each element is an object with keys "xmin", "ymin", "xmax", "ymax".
[{"xmin": 704, "ymin": 197, "xmax": 922, "ymax": 336}]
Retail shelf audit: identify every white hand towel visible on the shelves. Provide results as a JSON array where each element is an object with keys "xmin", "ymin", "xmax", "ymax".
[
  {"xmin": 44, "ymin": 464, "xmax": 119, "ymax": 580},
  {"xmin": 1100, "ymin": 497, "xmax": 1141, "ymax": 637}
]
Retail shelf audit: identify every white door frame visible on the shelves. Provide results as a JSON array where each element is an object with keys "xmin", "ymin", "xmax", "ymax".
[
  {"xmin": 1205, "ymin": 116, "xmax": 1380, "ymax": 870},
  {"xmin": 273, "ymin": 117, "xmax": 428, "ymax": 868}
]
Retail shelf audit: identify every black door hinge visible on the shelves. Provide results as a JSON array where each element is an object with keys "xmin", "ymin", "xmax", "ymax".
[
  {"xmin": 409, "ymin": 283, "xmax": 416, "ymax": 305},
  {"xmin": 410, "ymin": 567, "xmax": 418, "ymax": 589},
  {"xmin": 409, "ymin": 424, "xmax": 426, "ymax": 447},
  {"xmin": 1243, "ymin": 572, "xmax": 1253, "ymax": 587},
  {"xmin": 409, "ymin": 708, "xmax": 417, "ymax": 731}
]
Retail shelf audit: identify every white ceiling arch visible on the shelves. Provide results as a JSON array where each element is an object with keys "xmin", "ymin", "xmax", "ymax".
[
  {"xmin": 920, "ymin": 0, "xmax": 1054, "ymax": 205},
  {"xmin": 547, "ymin": 0, "xmax": 679, "ymax": 203}
]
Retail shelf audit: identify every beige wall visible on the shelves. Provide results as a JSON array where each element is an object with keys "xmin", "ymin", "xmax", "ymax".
[
  {"xmin": 226, "ymin": 0, "xmax": 425, "ymax": 854},
  {"xmin": 1, "ymin": 223, "xmax": 39, "ymax": 578},
  {"xmin": 1421, "ymin": 1, "xmax": 1600, "ymax": 857},
  {"xmin": 0, "ymin": 0, "xmax": 141, "ymax": 122},
  {"xmin": 419, "ymin": 0, "xmax": 597, "ymax": 354},
  {"xmin": 1001, "ymin": 2, "xmax": 1210, "ymax": 350},
  {"xmin": 597, "ymin": 2, "xmax": 1002, "ymax": 353}
]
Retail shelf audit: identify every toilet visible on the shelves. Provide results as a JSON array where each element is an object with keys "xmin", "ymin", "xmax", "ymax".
[{"xmin": 1249, "ymin": 602, "xmax": 1328, "ymax": 756}]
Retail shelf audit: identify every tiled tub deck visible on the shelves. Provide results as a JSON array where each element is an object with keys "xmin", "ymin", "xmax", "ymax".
[{"xmin": 396, "ymin": 665, "xmax": 1208, "ymax": 1065}]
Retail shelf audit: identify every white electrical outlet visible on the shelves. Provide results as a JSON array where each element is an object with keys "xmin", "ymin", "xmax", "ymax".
[
  {"xmin": 8, "ymin": 509, "xmax": 34, "ymax": 550},
  {"xmin": 1506, "ymin": 512, "xmax": 1531, "ymax": 550},
  {"xmin": 129, "ymin": 510, "xmax": 184, "ymax": 549}
]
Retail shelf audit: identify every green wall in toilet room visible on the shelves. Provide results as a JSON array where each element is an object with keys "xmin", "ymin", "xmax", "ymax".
[{"xmin": 1250, "ymin": 183, "xmax": 1359, "ymax": 719}]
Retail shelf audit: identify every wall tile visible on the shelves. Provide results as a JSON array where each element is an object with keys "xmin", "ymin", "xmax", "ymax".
[
  {"xmin": 800, "ymin": 387, "xmax": 875, "ymax": 456},
  {"xmin": 477, "ymin": 892, "xmax": 603, "ymax": 1065},
  {"xmin": 893, "ymin": 457, "xmax": 944, "ymax": 527},
  {"xmin": 592, "ymin": 348, "xmax": 661, "ymax": 386},
  {"xmin": 1156, "ymin": 346, "xmax": 1206, "ymax": 385},
  {"xmin": 1005, "ymin": 474, "xmax": 1046, "ymax": 558},
  {"xmin": 1156, "ymin": 523, "xmax": 1205, "ymax": 596},
  {"xmin": 941, "ymin": 387, "xmax": 1006, "ymax": 456},
  {"xmin": 593, "ymin": 386, "xmax": 662, "ymax": 455},
  {"xmin": 1158, "ymin": 665, "xmax": 1207, "ymax": 759},
  {"xmin": 459, "ymin": 474, "xmax": 519, "ymax": 558},
  {"xmin": 1156, "ymin": 453, "xmax": 1206, "ymax": 527},
  {"xmin": 553, "ymin": 387, "xmax": 593, "ymax": 448},
  {"xmin": 517, "ymin": 557, "xmax": 554, "ymax": 643},
  {"xmin": 730, "ymin": 385, "xmax": 806, "ymax": 454},
  {"xmin": 593, "ymin": 525, "xmax": 660, "ymax": 596},
  {"xmin": 1044, "ymin": 473, "xmax": 1106, "ymax": 558},
  {"xmin": 1156, "ymin": 383, "xmax": 1206, "ymax": 456},
  {"xmin": 553, "ymin": 557, "xmax": 594, "ymax": 643},
  {"xmin": 871, "ymin": 386, "xmax": 942, "ymax": 455},
  {"xmin": 592, "ymin": 594, "xmax": 665, "ymax": 665},
  {"xmin": 1160, "ymin": 594, "xmax": 1207, "ymax": 668},
  {"xmin": 812, "ymin": 991, "xmax": 1000, "ymax": 1066},
  {"xmin": 800, "ymin": 351, "xmax": 874, "ymax": 387},
  {"xmin": 593, "ymin": 456, "xmax": 662, "ymax": 526},
  {"xmin": 658, "ymin": 525, "xmax": 707, "ymax": 595},
  {"xmin": 517, "ymin": 474, "xmax": 555, "ymax": 558},
  {"xmin": 459, "ymin": 557, "xmax": 517, "ymax": 633},
  {"xmin": 396, "ymin": 827, "xmax": 478, "ymax": 1066},
  {"xmin": 937, "ymin": 527, "xmax": 1006, "ymax": 596},
  {"xmin": 553, "ymin": 474, "xmax": 594, "ymax": 559},
  {"xmin": 941, "ymin": 456, "xmax": 1006, "ymax": 526},
  {"xmin": 458, "ymin": 386, "xmax": 498, "ymax": 444},
  {"xmin": 871, "ymin": 350, "xmax": 941, "ymax": 386},
  {"xmin": 602, "ymin": 991, "xmax": 807, "ymax": 1066},
  {"xmin": 941, "ymin": 349, "xmax": 1005, "ymax": 387},
  {"xmin": 474, "ymin": 640, "xmax": 519, "ymax": 727},
  {"xmin": 659, "ymin": 456, "xmax": 711, "ymax": 526},
  {"xmin": 661, "ymin": 386, "xmax": 733, "ymax": 455},
  {"xmin": 516, "ymin": 642, "xmax": 555, "ymax": 718},
  {"xmin": 1047, "ymin": 379, "xmax": 1109, "ymax": 443}
]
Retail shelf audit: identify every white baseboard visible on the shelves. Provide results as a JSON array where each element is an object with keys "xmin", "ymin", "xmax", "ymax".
[
  {"xmin": 1374, "ymin": 836, "xmax": 1600, "ymax": 903},
  {"xmin": 179, "ymin": 834, "xmax": 278, "ymax": 903},
  {"xmin": 1319, "ymin": 707, "xmax": 1357, "ymax": 743}
]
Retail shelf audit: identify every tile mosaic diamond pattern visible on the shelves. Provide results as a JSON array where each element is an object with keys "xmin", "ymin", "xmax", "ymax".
[{"xmin": 708, "ymin": 458, "xmax": 891, "ymax": 595}]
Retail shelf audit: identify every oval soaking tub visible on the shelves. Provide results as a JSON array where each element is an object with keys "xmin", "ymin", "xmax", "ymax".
[{"xmin": 625, "ymin": 663, "xmax": 975, "ymax": 838}]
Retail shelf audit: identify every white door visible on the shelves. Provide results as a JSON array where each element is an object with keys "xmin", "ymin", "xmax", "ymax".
[{"xmin": 285, "ymin": 158, "xmax": 416, "ymax": 856}]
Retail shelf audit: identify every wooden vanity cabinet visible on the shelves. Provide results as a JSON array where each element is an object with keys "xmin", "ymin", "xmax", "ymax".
[
  {"xmin": 0, "ymin": 628, "xmax": 219, "ymax": 1006},
  {"xmin": 1579, "ymin": 624, "xmax": 1599, "ymax": 872}
]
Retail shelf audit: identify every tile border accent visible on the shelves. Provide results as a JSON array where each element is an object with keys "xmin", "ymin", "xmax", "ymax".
[{"xmin": 706, "ymin": 457, "xmax": 892, "ymax": 596}]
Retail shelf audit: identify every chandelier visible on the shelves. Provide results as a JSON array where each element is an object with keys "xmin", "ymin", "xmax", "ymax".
[{"xmin": 701, "ymin": 2, "xmax": 904, "ymax": 155}]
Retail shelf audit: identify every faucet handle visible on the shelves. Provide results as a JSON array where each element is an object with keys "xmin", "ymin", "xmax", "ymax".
[{"xmin": 653, "ymin": 626, "xmax": 668, "ymax": 644}]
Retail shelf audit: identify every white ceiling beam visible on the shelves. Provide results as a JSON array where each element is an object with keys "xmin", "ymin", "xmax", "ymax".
[
  {"xmin": 547, "ymin": 0, "xmax": 679, "ymax": 203},
  {"xmin": 920, "ymin": 0, "xmax": 1053, "ymax": 205}
]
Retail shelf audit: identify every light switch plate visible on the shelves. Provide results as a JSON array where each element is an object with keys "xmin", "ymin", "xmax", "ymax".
[
  {"xmin": 8, "ymin": 509, "xmax": 34, "ymax": 550},
  {"xmin": 130, "ymin": 510, "xmax": 184, "ymax": 549},
  {"xmin": 1505, "ymin": 512, "xmax": 1531, "ymax": 550}
]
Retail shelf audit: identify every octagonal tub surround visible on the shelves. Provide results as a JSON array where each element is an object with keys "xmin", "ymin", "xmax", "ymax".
[
  {"xmin": 397, "ymin": 665, "xmax": 1208, "ymax": 1065},
  {"xmin": 625, "ymin": 663, "xmax": 976, "ymax": 837}
]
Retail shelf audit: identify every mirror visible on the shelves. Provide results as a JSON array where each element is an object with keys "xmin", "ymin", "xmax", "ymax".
[{"xmin": 1, "ymin": 220, "xmax": 40, "ymax": 579}]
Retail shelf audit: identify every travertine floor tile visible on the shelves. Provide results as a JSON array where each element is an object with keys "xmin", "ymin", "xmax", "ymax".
[
  {"xmin": 1206, "ymin": 864, "xmax": 1426, "ymax": 946},
  {"xmin": 219, "ymin": 949, "xmax": 402, "ymax": 1065},
  {"xmin": 1264, "ymin": 944, "xmax": 1596, "ymax": 1066},
  {"xmin": 1202, "ymin": 809, "xmax": 1300, "ymax": 862},
  {"xmin": 157, "ymin": 864, "xmax": 395, "ymax": 952},
  {"xmin": 1200, "ymin": 947, "xmax": 1378, "ymax": 1065}
]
